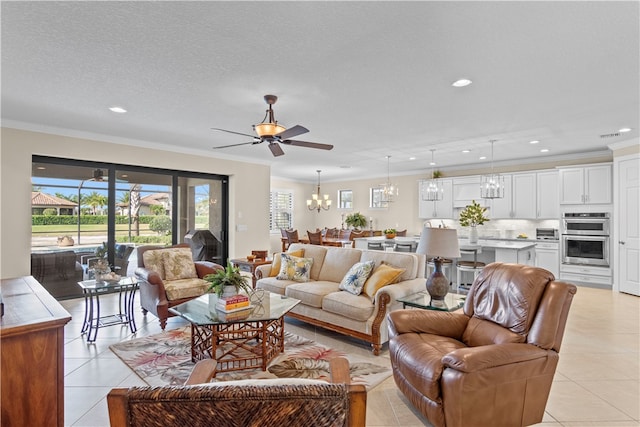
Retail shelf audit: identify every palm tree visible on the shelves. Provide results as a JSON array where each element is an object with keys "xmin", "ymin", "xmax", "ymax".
[{"xmin": 85, "ymin": 191, "xmax": 107, "ymax": 215}]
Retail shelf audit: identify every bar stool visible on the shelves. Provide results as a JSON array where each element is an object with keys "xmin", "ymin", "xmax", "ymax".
[
  {"xmin": 456, "ymin": 248, "xmax": 485, "ymax": 293},
  {"xmin": 367, "ymin": 241, "xmax": 384, "ymax": 250}
]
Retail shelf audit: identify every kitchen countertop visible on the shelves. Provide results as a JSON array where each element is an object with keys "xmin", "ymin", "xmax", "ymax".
[{"xmin": 353, "ymin": 236, "xmax": 541, "ymax": 250}]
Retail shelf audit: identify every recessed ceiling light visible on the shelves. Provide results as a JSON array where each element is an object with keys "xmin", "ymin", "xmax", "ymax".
[
  {"xmin": 109, "ymin": 106, "xmax": 127, "ymax": 113},
  {"xmin": 429, "ymin": 161, "xmax": 436, "ymax": 166},
  {"xmin": 452, "ymin": 78, "xmax": 472, "ymax": 87},
  {"xmin": 479, "ymin": 156, "xmax": 487, "ymax": 160},
  {"xmin": 36, "ymin": 166, "xmax": 46, "ymax": 170},
  {"xmin": 529, "ymin": 140, "xmax": 540, "ymax": 144},
  {"xmin": 619, "ymin": 127, "xmax": 632, "ymax": 133},
  {"xmin": 462, "ymin": 149, "xmax": 470, "ymax": 153},
  {"xmin": 540, "ymin": 148, "xmax": 549, "ymax": 153},
  {"xmin": 409, "ymin": 157, "xmax": 416, "ymax": 160}
]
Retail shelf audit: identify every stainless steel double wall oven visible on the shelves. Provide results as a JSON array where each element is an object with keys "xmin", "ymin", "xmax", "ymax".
[{"xmin": 561, "ymin": 212, "xmax": 610, "ymax": 267}]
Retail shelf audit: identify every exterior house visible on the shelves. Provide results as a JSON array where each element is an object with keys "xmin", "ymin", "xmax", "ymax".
[{"xmin": 31, "ymin": 191, "xmax": 77, "ymax": 215}]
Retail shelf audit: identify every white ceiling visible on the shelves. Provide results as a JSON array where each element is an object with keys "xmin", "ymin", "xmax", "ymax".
[{"xmin": 2, "ymin": 1, "xmax": 638, "ymax": 183}]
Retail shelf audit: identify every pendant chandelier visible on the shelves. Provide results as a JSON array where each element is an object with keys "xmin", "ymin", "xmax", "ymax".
[
  {"xmin": 378, "ymin": 155, "xmax": 399, "ymax": 203},
  {"xmin": 307, "ymin": 170, "xmax": 332, "ymax": 212},
  {"xmin": 421, "ymin": 149, "xmax": 444, "ymax": 201},
  {"xmin": 480, "ymin": 140, "xmax": 505, "ymax": 199}
]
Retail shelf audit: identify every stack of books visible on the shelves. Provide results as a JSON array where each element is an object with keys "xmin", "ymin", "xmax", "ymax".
[{"xmin": 216, "ymin": 294, "xmax": 250, "ymax": 312}]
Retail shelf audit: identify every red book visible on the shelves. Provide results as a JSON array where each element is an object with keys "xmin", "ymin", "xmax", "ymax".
[{"xmin": 219, "ymin": 294, "xmax": 249, "ymax": 304}]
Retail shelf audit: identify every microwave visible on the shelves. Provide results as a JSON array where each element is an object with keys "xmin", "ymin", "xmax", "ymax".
[{"xmin": 562, "ymin": 212, "xmax": 610, "ymax": 236}]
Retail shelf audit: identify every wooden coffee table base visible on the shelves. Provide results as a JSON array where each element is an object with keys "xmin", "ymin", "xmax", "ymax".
[{"xmin": 190, "ymin": 317, "xmax": 286, "ymax": 377}]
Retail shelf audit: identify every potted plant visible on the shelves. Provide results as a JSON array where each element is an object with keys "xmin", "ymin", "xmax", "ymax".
[
  {"xmin": 345, "ymin": 212, "xmax": 368, "ymax": 230},
  {"xmin": 204, "ymin": 261, "xmax": 251, "ymax": 298},
  {"xmin": 384, "ymin": 228, "xmax": 397, "ymax": 239},
  {"xmin": 459, "ymin": 200, "xmax": 489, "ymax": 243}
]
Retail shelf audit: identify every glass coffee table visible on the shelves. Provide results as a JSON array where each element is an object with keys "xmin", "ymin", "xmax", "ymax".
[
  {"xmin": 77, "ymin": 277, "xmax": 139, "ymax": 342},
  {"xmin": 169, "ymin": 291, "xmax": 300, "ymax": 377},
  {"xmin": 397, "ymin": 291, "xmax": 466, "ymax": 312}
]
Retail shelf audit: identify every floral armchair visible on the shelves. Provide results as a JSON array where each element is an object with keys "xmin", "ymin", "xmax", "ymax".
[{"xmin": 134, "ymin": 244, "xmax": 222, "ymax": 329}]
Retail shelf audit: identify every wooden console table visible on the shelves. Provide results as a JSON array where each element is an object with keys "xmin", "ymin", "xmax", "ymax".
[{"xmin": 0, "ymin": 276, "xmax": 72, "ymax": 427}]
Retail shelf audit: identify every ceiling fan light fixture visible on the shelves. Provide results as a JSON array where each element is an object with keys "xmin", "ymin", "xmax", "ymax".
[{"xmin": 253, "ymin": 122, "xmax": 286, "ymax": 138}]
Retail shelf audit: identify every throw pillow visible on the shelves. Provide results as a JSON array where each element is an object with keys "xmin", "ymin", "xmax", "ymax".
[
  {"xmin": 276, "ymin": 254, "xmax": 313, "ymax": 282},
  {"xmin": 363, "ymin": 264, "xmax": 405, "ymax": 302},
  {"xmin": 142, "ymin": 249, "xmax": 167, "ymax": 280},
  {"xmin": 163, "ymin": 249, "xmax": 198, "ymax": 280},
  {"xmin": 269, "ymin": 249, "xmax": 304, "ymax": 277},
  {"xmin": 338, "ymin": 260, "xmax": 376, "ymax": 295}
]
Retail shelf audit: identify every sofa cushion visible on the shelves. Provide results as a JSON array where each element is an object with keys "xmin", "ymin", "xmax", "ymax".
[
  {"xmin": 338, "ymin": 260, "xmax": 375, "ymax": 295},
  {"xmin": 269, "ymin": 249, "xmax": 305, "ymax": 277},
  {"xmin": 163, "ymin": 250, "xmax": 198, "ymax": 280},
  {"xmin": 360, "ymin": 251, "xmax": 418, "ymax": 282},
  {"xmin": 362, "ymin": 264, "xmax": 405, "ymax": 302},
  {"xmin": 142, "ymin": 249, "xmax": 169, "ymax": 280},
  {"xmin": 277, "ymin": 254, "xmax": 313, "ymax": 282},
  {"xmin": 164, "ymin": 278, "xmax": 209, "ymax": 300},
  {"xmin": 288, "ymin": 244, "xmax": 328, "ymax": 280},
  {"xmin": 318, "ymin": 247, "xmax": 363, "ymax": 282},
  {"xmin": 322, "ymin": 291, "xmax": 375, "ymax": 321},
  {"xmin": 285, "ymin": 281, "xmax": 340, "ymax": 308},
  {"xmin": 256, "ymin": 276, "xmax": 297, "ymax": 295}
]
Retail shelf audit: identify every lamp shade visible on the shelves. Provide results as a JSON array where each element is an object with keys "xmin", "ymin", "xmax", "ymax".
[{"xmin": 416, "ymin": 227, "xmax": 461, "ymax": 259}]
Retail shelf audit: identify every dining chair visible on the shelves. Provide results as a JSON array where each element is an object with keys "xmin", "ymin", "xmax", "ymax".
[
  {"xmin": 285, "ymin": 229, "xmax": 300, "ymax": 246},
  {"xmin": 307, "ymin": 230, "xmax": 323, "ymax": 245}
]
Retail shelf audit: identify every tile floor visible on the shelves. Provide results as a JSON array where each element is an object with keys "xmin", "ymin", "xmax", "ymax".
[{"xmin": 60, "ymin": 285, "xmax": 639, "ymax": 426}]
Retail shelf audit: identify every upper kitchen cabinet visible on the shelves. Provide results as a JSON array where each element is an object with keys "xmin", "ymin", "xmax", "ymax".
[
  {"xmin": 453, "ymin": 176, "xmax": 488, "ymax": 209},
  {"xmin": 536, "ymin": 170, "xmax": 559, "ymax": 218},
  {"xmin": 559, "ymin": 164, "xmax": 612, "ymax": 205},
  {"xmin": 490, "ymin": 173, "xmax": 536, "ymax": 219},
  {"xmin": 418, "ymin": 178, "xmax": 453, "ymax": 219}
]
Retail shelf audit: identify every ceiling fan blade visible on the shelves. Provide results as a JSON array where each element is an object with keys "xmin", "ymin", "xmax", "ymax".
[
  {"xmin": 211, "ymin": 127, "xmax": 259, "ymax": 139},
  {"xmin": 268, "ymin": 142, "xmax": 285, "ymax": 157},
  {"xmin": 212, "ymin": 141, "xmax": 258, "ymax": 149},
  {"xmin": 276, "ymin": 125, "xmax": 309, "ymax": 140},
  {"xmin": 281, "ymin": 139, "xmax": 334, "ymax": 151}
]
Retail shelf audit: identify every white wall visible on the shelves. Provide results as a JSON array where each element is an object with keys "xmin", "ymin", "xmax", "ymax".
[{"xmin": 0, "ymin": 127, "xmax": 271, "ymax": 279}]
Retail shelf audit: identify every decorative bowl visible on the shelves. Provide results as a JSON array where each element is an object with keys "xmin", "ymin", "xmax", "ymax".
[{"xmin": 246, "ymin": 255, "xmax": 257, "ymax": 261}]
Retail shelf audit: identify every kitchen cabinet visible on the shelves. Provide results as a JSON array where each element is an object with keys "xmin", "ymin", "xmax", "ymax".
[
  {"xmin": 535, "ymin": 241, "xmax": 559, "ymax": 277},
  {"xmin": 452, "ymin": 176, "xmax": 487, "ymax": 208},
  {"xmin": 536, "ymin": 170, "xmax": 559, "ymax": 218},
  {"xmin": 489, "ymin": 175, "xmax": 512, "ymax": 218},
  {"xmin": 559, "ymin": 164, "xmax": 612, "ymax": 205},
  {"xmin": 490, "ymin": 173, "xmax": 536, "ymax": 219},
  {"xmin": 495, "ymin": 245, "xmax": 535, "ymax": 265},
  {"xmin": 418, "ymin": 179, "xmax": 453, "ymax": 219}
]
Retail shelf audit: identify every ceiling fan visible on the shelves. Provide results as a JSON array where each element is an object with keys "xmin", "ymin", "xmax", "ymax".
[{"xmin": 211, "ymin": 94, "xmax": 334, "ymax": 157}]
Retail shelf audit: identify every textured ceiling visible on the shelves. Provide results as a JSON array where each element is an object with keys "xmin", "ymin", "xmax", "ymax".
[{"xmin": 2, "ymin": 1, "xmax": 638, "ymax": 183}]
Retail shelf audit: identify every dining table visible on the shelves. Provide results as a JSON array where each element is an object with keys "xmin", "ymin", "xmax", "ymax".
[{"xmin": 280, "ymin": 236, "xmax": 353, "ymax": 251}]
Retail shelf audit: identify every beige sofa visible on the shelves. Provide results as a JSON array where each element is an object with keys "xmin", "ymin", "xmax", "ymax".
[{"xmin": 255, "ymin": 243, "xmax": 426, "ymax": 355}]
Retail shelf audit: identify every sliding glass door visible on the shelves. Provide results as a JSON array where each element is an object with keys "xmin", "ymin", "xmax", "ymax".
[{"xmin": 31, "ymin": 156, "xmax": 228, "ymax": 299}]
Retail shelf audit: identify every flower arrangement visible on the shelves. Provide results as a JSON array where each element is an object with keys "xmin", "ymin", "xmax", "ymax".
[
  {"xmin": 345, "ymin": 212, "xmax": 368, "ymax": 230},
  {"xmin": 204, "ymin": 261, "xmax": 252, "ymax": 297},
  {"xmin": 383, "ymin": 228, "xmax": 396, "ymax": 234},
  {"xmin": 459, "ymin": 200, "xmax": 490, "ymax": 227}
]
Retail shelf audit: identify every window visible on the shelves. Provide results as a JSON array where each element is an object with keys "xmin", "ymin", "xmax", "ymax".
[
  {"xmin": 338, "ymin": 190, "xmax": 353, "ymax": 209},
  {"xmin": 370, "ymin": 187, "xmax": 388, "ymax": 208},
  {"xmin": 270, "ymin": 190, "xmax": 293, "ymax": 231}
]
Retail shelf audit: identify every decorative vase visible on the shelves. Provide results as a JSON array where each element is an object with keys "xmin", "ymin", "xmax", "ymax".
[
  {"xmin": 469, "ymin": 226, "xmax": 478, "ymax": 244},
  {"xmin": 426, "ymin": 258, "xmax": 449, "ymax": 300}
]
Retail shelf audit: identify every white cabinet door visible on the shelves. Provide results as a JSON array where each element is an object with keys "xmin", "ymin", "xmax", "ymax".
[
  {"xmin": 418, "ymin": 179, "xmax": 453, "ymax": 219},
  {"xmin": 585, "ymin": 164, "xmax": 612, "ymax": 204},
  {"xmin": 490, "ymin": 175, "xmax": 513, "ymax": 218},
  {"xmin": 517, "ymin": 248, "xmax": 535, "ymax": 266},
  {"xmin": 559, "ymin": 168, "xmax": 584, "ymax": 204},
  {"xmin": 512, "ymin": 173, "xmax": 536, "ymax": 219},
  {"xmin": 535, "ymin": 248, "xmax": 559, "ymax": 277},
  {"xmin": 536, "ymin": 171, "xmax": 559, "ymax": 218}
]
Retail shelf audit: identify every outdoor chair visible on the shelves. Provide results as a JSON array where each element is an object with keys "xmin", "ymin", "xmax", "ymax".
[{"xmin": 107, "ymin": 357, "xmax": 367, "ymax": 427}]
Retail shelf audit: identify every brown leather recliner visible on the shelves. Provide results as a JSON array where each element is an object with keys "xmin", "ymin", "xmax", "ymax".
[{"xmin": 387, "ymin": 262, "xmax": 577, "ymax": 427}]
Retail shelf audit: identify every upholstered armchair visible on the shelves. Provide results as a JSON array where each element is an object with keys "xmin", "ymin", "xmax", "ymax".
[
  {"xmin": 107, "ymin": 357, "xmax": 366, "ymax": 427},
  {"xmin": 387, "ymin": 262, "xmax": 577, "ymax": 427},
  {"xmin": 134, "ymin": 244, "xmax": 223, "ymax": 330}
]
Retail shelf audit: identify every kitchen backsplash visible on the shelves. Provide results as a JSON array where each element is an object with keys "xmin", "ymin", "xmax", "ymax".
[{"xmin": 433, "ymin": 219, "xmax": 560, "ymax": 240}]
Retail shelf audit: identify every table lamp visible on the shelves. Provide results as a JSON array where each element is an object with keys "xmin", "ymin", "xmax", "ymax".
[{"xmin": 416, "ymin": 227, "xmax": 461, "ymax": 300}]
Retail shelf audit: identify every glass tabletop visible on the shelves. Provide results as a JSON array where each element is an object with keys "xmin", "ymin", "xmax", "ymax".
[
  {"xmin": 397, "ymin": 291, "xmax": 466, "ymax": 312},
  {"xmin": 169, "ymin": 291, "xmax": 301, "ymax": 326},
  {"xmin": 77, "ymin": 276, "xmax": 137, "ymax": 291}
]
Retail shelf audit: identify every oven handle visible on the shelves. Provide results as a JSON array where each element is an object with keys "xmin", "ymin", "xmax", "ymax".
[{"xmin": 562, "ymin": 234, "xmax": 609, "ymax": 241}]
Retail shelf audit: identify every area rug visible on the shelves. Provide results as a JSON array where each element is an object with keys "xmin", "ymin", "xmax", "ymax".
[{"xmin": 110, "ymin": 327, "xmax": 391, "ymax": 391}]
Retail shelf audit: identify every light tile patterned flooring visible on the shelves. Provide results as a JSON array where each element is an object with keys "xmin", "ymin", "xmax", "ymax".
[{"xmin": 61, "ymin": 285, "xmax": 639, "ymax": 426}]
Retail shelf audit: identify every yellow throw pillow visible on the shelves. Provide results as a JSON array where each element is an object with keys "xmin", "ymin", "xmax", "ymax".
[
  {"xmin": 269, "ymin": 249, "xmax": 304, "ymax": 277},
  {"xmin": 363, "ymin": 264, "xmax": 405, "ymax": 302}
]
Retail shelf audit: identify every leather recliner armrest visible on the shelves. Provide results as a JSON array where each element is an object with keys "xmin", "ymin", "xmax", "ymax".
[
  {"xmin": 442, "ymin": 342, "xmax": 550, "ymax": 373},
  {"xmin": 387, "ymin": 310, "xmax": 469, "ymax": 340},
  {"xmin": 195, "ymin": 261, "xmax": 223, "ymax": 278}
]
